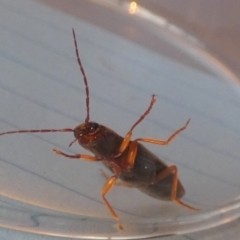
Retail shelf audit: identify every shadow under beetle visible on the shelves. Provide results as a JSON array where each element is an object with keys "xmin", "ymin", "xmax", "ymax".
[{"xmin": 0, "ymin": 29, "xmax": 199, "ymax": 226}]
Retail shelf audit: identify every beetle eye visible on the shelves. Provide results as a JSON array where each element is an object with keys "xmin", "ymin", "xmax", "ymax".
[{"xmin": 88, "ymin": 122, "xmax": 99, "ymax": 134}]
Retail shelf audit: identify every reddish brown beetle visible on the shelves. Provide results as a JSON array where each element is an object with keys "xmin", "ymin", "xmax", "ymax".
[{"xmin": 0, "ymin": 29, "xmax": 199, "ymax": 224}]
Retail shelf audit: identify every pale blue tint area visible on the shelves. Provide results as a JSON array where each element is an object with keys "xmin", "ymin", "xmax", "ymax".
[{"xmin": 0, "ymin": 0, "xmax": 240, "ymax": 239}]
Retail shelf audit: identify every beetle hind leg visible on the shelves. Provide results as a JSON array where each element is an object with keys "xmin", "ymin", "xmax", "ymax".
[{"xmin": 154, "ymin": 166, "xmax": 200, "ymax": 211}]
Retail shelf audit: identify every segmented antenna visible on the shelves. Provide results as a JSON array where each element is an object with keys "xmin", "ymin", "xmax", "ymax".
[
  {"xmin": 0, "ymin": 128, "xmax": 73, "ymax": 136},
  {"xmin": 72, "ymin": 28, "xmax": 90, "ymax": 125},
  {"xmin": 0, "ymin": 30, "xmax": 89, "ymax": 137},
  {"xmin": 68, "ymin": 138, "xmax": 77, "ymax": 147}
]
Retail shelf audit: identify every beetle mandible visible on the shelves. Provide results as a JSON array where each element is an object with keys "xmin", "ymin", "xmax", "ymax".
[{"xmin": 0, "ymin": 29, "xmax": 199, "ymax": 223}]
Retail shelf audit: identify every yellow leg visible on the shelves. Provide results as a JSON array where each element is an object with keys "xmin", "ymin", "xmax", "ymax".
[
  {"xmin": 154, "ymin": 165, "xmax": 200, "ymax": 211},
  {"xmin": 135, "ymin": 119, "xmax": 190, "ymax": 146},
  {"xmin": 101, "ymin": 175, "xmax": 119, "ymax": 219},
  {"xmin": 53, "ymin": 149, "xmax": 100, "ymax": 161},
  {"xmin": 100, "ymin": 170, "xmax": 135, "ymax": 188},
  {"xmin": 116, "ymin": 95, "xmax": 156, "ymax": 156}
]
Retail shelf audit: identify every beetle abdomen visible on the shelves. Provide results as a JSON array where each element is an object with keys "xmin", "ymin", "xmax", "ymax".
[
  {"xmin": 120, "ymin": 143, "xmax": 185, "ymax": 200},
  {"xmin": 138, "ymin": 175, "xmax": 185, "ymax": 201}
]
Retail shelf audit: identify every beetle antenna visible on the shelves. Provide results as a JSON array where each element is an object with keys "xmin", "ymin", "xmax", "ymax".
[
  {"xmin": 72, "ymin": 28, "xmax": 90, "ymax": 125},
  {"xmin": 68, "ymin": 138, "xmax": 77, "ymax": 147},
  {"xmin": 0, "ymin": 128, "xmax": 73, "ymax": 136}
]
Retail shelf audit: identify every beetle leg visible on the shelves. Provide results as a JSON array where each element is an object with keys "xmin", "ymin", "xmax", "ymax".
[
  {"xmin": 135, "ymin": 119, "xmax": 190, "ymax": 146},
  {"xmin": 115, "ymin": 181, "xmax": 135, "ymax": 188},
  {"xmin": 119, "ymin": 95, "xmax": 156, "ymax": 153},
  {"xmin": 100, "ymin": 169, "xmax": 110, "ymax": 179},
  {"xmin": 154, "ymin": 166, "xmax": 200, "ymax": 211},
  {"xmin": 53, "ymin": 149, "xmax": 101, "ymax": 161},
  {"xmin": 101, "ymin": 164, "xmax": 122, "ymax": 219},
  {"xmin": 124, "ymin": 140, "xmax": 137, "ymax": 169},
  {"xmin": 101, "ymin": 175, "xmax": 119, "ymax": 219},
  {"xmin": 116, "ymin": 95, "xmax": 156, "ymax": 157},
  {"xmin": 116, "ymin": 139, "xmax": 138, "ymax": 171},
  {"xmin": 100, "ymin": 170, "xmax": 135, "ymax": 188}
]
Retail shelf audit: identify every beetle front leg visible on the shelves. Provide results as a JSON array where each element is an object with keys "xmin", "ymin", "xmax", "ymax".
[
  {"xmin": 154, "ymin": 166, "xmax": 200, "ymax": 211},
  {"xmin": 53, "ymin": 149, "xmax": 101, "ymax": 161}
]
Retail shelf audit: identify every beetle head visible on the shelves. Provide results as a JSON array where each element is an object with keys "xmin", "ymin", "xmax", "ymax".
[
  {"xmin": 74, "ymin": 122, "xmax": 100, "ymax": 139},
  {"xmin": 72, "ymin": 122, "xmax": 104, "ymax": 148}
]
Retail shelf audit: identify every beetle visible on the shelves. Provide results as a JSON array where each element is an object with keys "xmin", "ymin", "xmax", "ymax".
[{"xmin": 0, "ymin": 29, "xmax": 199, "ymax": 224}]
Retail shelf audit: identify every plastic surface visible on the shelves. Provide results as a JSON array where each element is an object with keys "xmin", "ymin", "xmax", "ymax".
[{"xmin": 0, "ymin": 0, "xmax": 240, "ymax": 239}]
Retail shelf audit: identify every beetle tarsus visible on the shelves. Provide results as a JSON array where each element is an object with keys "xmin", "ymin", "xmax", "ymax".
[{"xmin": 53, "ymin": 149, "xmax": 99, "ymax": 161}]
